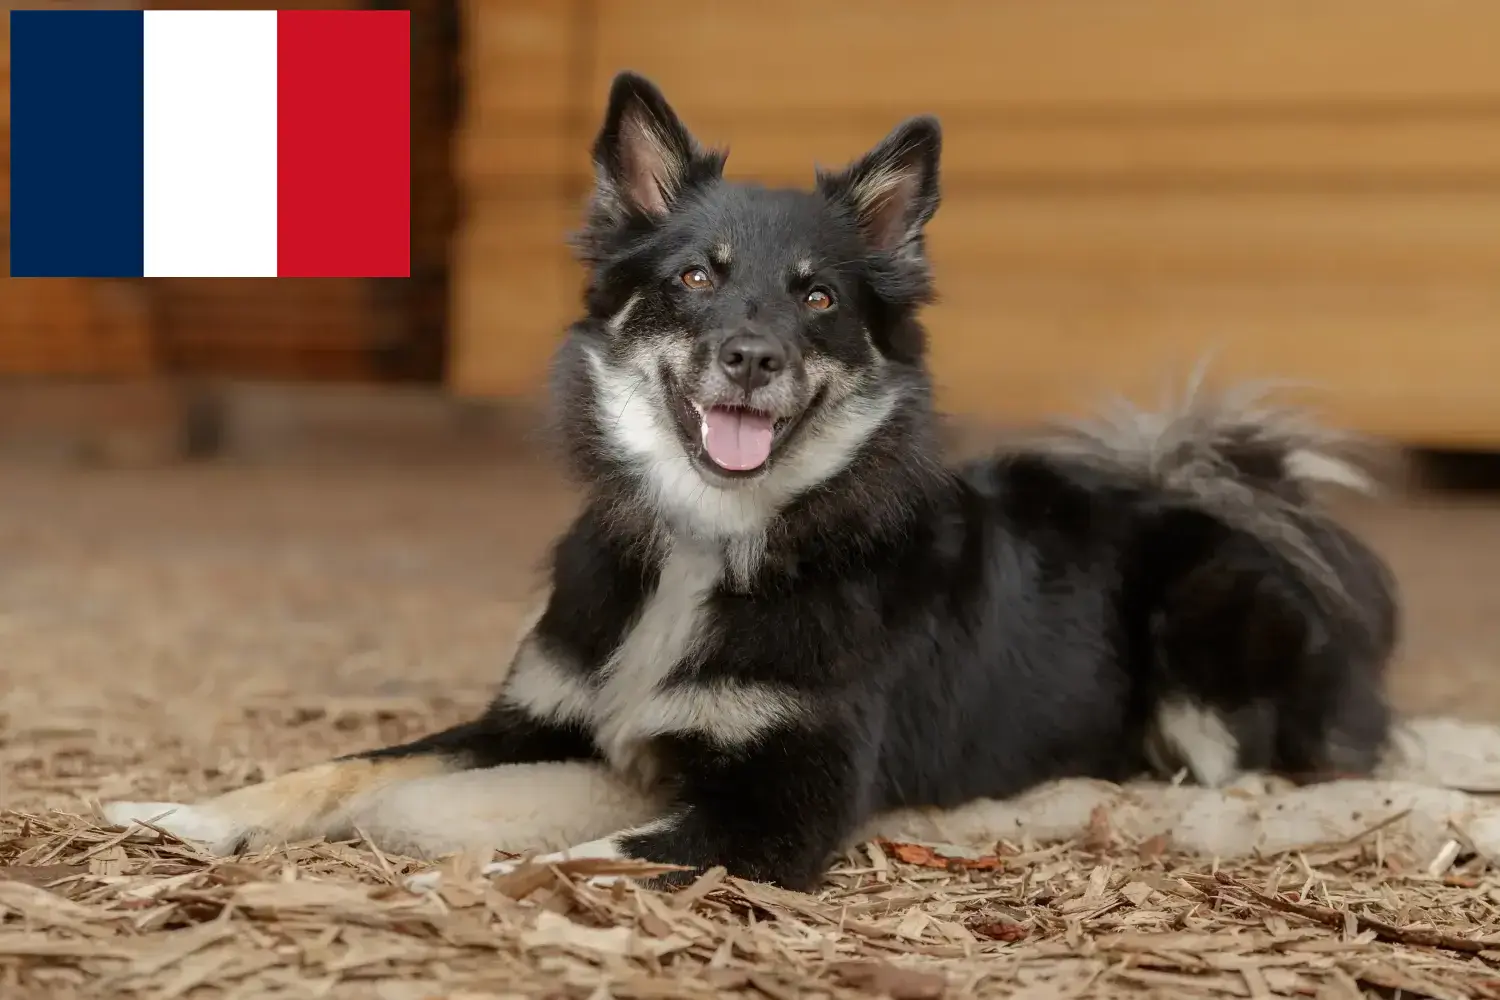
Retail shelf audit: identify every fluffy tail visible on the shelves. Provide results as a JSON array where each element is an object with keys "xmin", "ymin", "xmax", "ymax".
[
  {"xmin": 1030, "ymin": 377, "xmax": 1386, "ymax": 620},
  {"xmin": 1027, "ymin": 377, "xmax": 1399, "ymax": 785}
]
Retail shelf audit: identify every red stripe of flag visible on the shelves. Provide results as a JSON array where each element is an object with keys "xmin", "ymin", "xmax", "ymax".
[{"xmin": 277, "ymin": 10, "xmax": 409, "ymax": 278}]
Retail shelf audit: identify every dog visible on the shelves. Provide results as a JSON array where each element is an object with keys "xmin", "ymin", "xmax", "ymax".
[{"xmin": 104, "ymin": 71, "xmax": 1398, "ymax": 893}]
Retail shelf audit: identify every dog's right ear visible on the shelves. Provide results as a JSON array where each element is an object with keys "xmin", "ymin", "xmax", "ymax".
[{"xmin": 588, "ymin": 72, "xmax": 722, "ymax": 226}]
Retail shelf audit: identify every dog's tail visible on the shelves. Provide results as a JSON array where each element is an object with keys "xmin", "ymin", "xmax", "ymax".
[
  {"xmin": 1030, "ymin": 376, "xmax": 1385, "ymax": 619},
  {"xmin": 1027, "ymin": 375, "xmax": 1399, "ymax": 784}
]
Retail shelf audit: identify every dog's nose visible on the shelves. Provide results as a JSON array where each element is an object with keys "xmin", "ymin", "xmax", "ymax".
[{"xmin": 717, "ymin": 333, "xmax": 787, "ymax": 393}]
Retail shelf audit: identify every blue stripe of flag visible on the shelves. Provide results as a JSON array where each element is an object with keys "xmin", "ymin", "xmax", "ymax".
[{"xmin": 10, "ymin": 11, "xmax": 146, "ymax": 278}]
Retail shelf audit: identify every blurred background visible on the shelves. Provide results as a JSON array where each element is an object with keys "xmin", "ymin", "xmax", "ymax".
[
  {"xmin": 6, "ymin": 1, "xmax": 1500, "ymax": 451},
  {"xmin": 5, "ymin": 1, "xmax": 1500, "ymax": 796}
]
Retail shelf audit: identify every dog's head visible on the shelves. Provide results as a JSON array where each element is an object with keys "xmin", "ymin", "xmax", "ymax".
[{"xmin": 554, "ymin": 72, "xmax": 942, "ymax": 542}]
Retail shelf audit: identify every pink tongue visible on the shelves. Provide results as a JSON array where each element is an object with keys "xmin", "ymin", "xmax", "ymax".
[{"xmin": 702, "ymin": 408, "xmax": 775, "ymax": 471}]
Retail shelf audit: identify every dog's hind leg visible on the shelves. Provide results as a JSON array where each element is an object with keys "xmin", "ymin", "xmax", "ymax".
[{"xmin": 1143, "ymin": 517, "xmax": 1395, "ymax": 788}]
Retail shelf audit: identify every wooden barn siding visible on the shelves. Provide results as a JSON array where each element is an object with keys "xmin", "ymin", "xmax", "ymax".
[
  {"xmin": 451, "ymin": 0, "xmax": 1500, "ymax": 447},
  {"xmin": 1, "ymin": 5, "xmax": 157, "ymax": 379},
  {"xmin": 141, "ymin": 0, "xmax": 435, "ymax": 384}
]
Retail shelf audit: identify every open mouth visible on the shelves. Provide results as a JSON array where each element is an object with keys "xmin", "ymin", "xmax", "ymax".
[{"xmin": 690, "ymin": 402, "xmax": 791, "ymax": 474}]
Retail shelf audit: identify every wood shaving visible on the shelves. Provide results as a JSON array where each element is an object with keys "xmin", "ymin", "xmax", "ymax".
[{"xmin": 6, "ymin": 463, "xmax": 1500, "ymax": 997}]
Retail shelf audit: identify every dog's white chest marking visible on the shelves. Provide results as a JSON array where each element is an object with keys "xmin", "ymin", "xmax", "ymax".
[
  {"xmin": 502, "ymin": 541, "xmax": 809, "ymax": 767},
  {"xmin": 591, "ymin": 543, "xmax": 721, "ymax": 767}
]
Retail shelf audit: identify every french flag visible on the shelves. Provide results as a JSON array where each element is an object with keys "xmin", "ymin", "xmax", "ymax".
[{"xmin": 10, "ymin": 9, "xmax": 410, "ymax": 279}]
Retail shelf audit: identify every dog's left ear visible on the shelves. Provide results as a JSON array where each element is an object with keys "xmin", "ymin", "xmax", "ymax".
[
  {"xmin": 590, "ymin": 72, "xmax": 722, "ymax": 224},
  {"xmin": 819, "ymin": 116, "xmax": 942, "ymax": 255}
]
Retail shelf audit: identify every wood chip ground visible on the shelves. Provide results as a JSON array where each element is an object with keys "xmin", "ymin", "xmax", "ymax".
[
  {"xmin": 5, "ymin": 466, "xmax": 1500, "ymax": 998},
  {"xmin": 4, "ymin": 801, "xmax": 1500, "ymax": 998}
]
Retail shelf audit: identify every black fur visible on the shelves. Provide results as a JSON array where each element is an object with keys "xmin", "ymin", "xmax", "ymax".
[{"xmin": 367, "ymin": 72, "xmax": 1399, "ymax": 891}]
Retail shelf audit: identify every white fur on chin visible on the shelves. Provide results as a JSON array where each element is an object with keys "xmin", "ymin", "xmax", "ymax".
[{"xmin": 585, "ymin": 344, "xmax": 896, "ymax": 585}]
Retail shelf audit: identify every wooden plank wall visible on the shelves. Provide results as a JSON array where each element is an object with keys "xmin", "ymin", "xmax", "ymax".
[
  {"xmin": 452, "ymin": 0, "xmax": 1500, "ymax": 446},
  {"xmin": 1, "ymin": 3, "xmax": 157, "ymax": 379},
  {"xmin": 448, "ymin": 0, "xmax": 589, "ymax": 403},
  {"xmin": 144, "ymin": 0, "xmax": 456, "ymax": 384},
  {"xmin": 142, "ymin": 0, "xmax": 390, "ymax": 383}
]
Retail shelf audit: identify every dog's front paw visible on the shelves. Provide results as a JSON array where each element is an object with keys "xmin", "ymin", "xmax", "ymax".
[
  {"xmin": 404, "ymin": 857, "xmax": 532, "ymax": 893},
  {"xmin": 101, "ymin": 801, "xmax": 245, "ymax": 854},
  {"xmin": 405, "ymin": 857, "xmax": 624, "ymax": 894},
  {"xmin": 403, "ymin": 868, "xmax": 445, "ymax": 893}
]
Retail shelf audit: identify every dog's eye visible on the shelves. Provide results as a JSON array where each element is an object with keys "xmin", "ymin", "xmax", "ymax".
[
  {"xmin": 681, "ymin": 267, "xmax": 713, "ymax": 290},
  {"xmin": 805, "ymin": 287, "xmax": 834, "ymax": 311}
]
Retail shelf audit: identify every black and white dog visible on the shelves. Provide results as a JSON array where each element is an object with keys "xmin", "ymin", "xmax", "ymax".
[{"xmin": 105, "ymin": 73, "xmax": 1397, "ymax": 892}]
